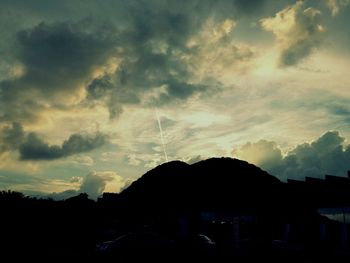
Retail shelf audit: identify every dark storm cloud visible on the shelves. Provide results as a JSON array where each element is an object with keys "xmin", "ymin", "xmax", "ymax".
[
  {"xmin": 2, "ymin": 0, "xmax": 332, "ymax": 123},
  {"xmin": 16, "ymin": 20, "xmax": 116, "ymax": 92},
  {"xmin": 233, "ymin": 131, "xmax": 350, "ymax": 180},
  {"xmin": 85, "ymin": 3, "xmax": 213, "ymax": 118},
  {"xmin": 0, "ymin": 122, "xmax": 107, "ymax": 160},
  {"xmin": 83, "ymin": 0, "xmax": 262, "ymax": 117},
  {"xmin": 0, "ymin": 19, "xmax": 118, "ymax": 122},
  {"xmin": 0, "ymin": 7, "xmax": 212, "ymax": 120},
  {"xmin": 19, "ymin": 132, "xmax": 107, "ymax": 161},
  {"xmin": 19, "ymin": 133, "xmax": 63, "ymax": 160},
  {"xmin": 0, "ymin": 0, "xmax": 274, "ymax": 122}
]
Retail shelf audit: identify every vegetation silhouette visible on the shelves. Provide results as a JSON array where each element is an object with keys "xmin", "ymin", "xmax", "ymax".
[{"xmin": 1, "ymin": 157, "xmax": 350, "ymax": 262}]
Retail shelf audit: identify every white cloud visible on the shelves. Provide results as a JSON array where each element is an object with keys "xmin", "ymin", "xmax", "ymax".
[
  {"xmin": 232, "ymin": 131, "xmax": 350, "ymax": 181},
  {"xmin": 79, "ymin": 171, "xmax": 126, "ymax": 199},
  {"xmin": 232, "ymin": 140, "xmax": 283, "ymax": 171},
  {"xmin": 261, "ymin": 1, "xmax": 325, "ymax": 67}
]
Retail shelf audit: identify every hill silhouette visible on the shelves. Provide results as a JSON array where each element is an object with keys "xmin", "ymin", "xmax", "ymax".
[{"xmin": 119, "ymin": 157, "xmax": 283, "ymax": 212}]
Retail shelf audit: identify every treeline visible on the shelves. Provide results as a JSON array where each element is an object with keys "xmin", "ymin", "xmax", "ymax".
[{"xmin": 0, "ymin": 190, "xmax": 102, "ymax": 260}]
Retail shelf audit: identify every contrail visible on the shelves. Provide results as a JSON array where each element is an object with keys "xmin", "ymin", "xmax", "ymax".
[{"xmin": 155, "ymin": 108, "xmax": 168, "ymax": 162}]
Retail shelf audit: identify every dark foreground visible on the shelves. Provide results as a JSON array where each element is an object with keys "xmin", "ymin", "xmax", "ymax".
[
  {"xmin": 1, "ymin": 191, "xmax": 349, "ymax": 262},
  {"xmin": 2, "ymin": 158, "xmax": 350, "ymax": 261}
]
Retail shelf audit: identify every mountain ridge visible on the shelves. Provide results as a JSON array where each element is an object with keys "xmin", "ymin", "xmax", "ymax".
[{"xmin": 118, "ymin": 157, "xmax": 283, "ymax": 212}]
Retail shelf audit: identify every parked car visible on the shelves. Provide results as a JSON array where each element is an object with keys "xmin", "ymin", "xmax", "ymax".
[{"xmin": 96, "ymin": 232, "xmax": 175, "ymax": 262}]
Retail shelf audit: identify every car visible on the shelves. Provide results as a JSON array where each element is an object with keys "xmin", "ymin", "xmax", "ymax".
[{"xmin": 95, "ymin": 232, "xmax": 176, "ymax": 262}]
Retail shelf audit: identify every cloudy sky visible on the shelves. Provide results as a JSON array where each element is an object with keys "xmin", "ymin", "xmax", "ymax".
[{"xmin": 1, "ymin": 0, "xmax": 350, "ymax": 199}]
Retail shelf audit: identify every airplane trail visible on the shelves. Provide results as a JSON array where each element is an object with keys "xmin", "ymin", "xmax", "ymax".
[{"xmin": 155, "ymin": 108, "xmax": 169, "ymax": 162}]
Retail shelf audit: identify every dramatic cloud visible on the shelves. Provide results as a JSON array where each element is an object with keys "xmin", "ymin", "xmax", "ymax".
[
  {"xmin": 233, "ymin": 131, "xmax": 350, "ymax": 180},
  {"xmin": 85, "ymin": 8, "xmax": 212, "ymax": 117},
  {"xmin": 0, "ymin": 122, "xmax": 107, "ymax": 160},
  {"xmin": 0, "ymin": 0, "xmax": 297, "ymax": 125},
  {"xmin": 19, "ymin": 132, "xmax": 107, "ymax": 160},
  {"xmin": 261, "ymin": 1, "xmax": 325, "ymax": 67},
  {"xmin": 0, "ymin": 1, "xmax": 261, "ymax": 123},
  {"xmin": 19, "ymin": 133, "xmax": 64, "ymax": 160},
  {"xmin": 0, "ymin": 20, "xmax": 118, "ymax": 123},
  {"xmin": 84, "ymin": 1, "xmax": 259, "ymax": 117}
]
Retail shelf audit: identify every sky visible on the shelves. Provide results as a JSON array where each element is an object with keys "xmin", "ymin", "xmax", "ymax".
[{"xmin": 1, "ymin": 0, "xmax": 350, "ymax": 199}]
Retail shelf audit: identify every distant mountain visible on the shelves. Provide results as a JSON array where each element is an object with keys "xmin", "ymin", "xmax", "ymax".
[{"xmin": 118, "ymin": 158, "xmax": 284, "ymax": 213}]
